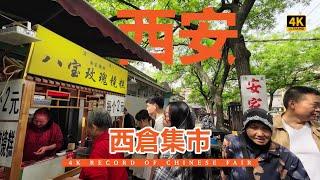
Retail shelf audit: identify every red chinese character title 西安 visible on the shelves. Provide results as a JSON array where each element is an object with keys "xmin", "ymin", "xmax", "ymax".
[{"xmin": 117, "ymin": 7, "xmax": 238, "ymax": 65}]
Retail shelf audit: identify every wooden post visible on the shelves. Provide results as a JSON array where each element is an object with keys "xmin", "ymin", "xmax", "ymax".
[
  {"xmin": 81, "ymin": 110, "xmax": 88, "ymax": 146},
  {"xmin": 4, "ymin": 167, "xmax": 10, "ymax": 179},
  {"xmin": 119, "ymin": 116, "xmax": 124, "ymax": 128},
  {"xmin": 9, "ymin": 80, "xmax": 35, "ymax": 180}
]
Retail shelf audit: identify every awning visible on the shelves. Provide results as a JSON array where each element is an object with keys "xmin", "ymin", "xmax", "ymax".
[{"xmin": 0, "ymin": 0, "xmax": 162, "ymax": 69}]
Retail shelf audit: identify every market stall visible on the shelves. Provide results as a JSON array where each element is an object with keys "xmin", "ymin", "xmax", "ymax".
[{"xmin": 0, "ymin": 25, "xmax": 128, "ymax": 180}]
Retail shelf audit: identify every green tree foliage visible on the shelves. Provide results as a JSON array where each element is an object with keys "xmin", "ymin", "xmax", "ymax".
[
  {"xmin": 249, "ymin": 29, "xmax": 320, "ymax": 109},
  {"xmin": 87, "ymin": 0, "xmax": 312, "ymax": 128}
]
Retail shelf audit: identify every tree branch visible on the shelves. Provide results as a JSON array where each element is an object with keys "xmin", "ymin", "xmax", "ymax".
[
  {"xmin": 237, "ymin": 0, "xmax": 256, "ymax": 31},
  {"xmin": 227, "ymin": 78, "xmax": 238, "ymax": 81},
  {"xmin": 193, "ymin": 62, "xmax": 217, "ymax": 100},
  {"xmin": 192, "ymin": 67, "xmax": 209, "ymax": 100},
  {"xmin": 286, "ymin": 64, "xmax": 314, "ymax": 86},
  {"xmin": 193, "ymin": 62, "xmax": 213, "ymax": 88},
  {"xmin": 233, "ymin": 0, "xmax": 240, "ymax": 4},
  {"xmin": 215, "ymin": 45, "xmax": 230, "ymax": 98},
  {"xmin": 216, "ymin": 3, "xmax": 234, "ymax": 12},
  {"xmin": 212, "ymin": 46, "xmax": 227, "ymax": 85},
  {"xmin": 111, "ymin": 1, "xmax": 230, "ymax": 43},
  {"xmin": 164, "ymin": 0, "xmax": 171, "ymax": 9},
  {"xmin": 109, "ymin": 0, "xmax": 140, "ymax": 21},
  {"xmin": 109, "ymin": 16, "xmax": 130, "ymax": 22},
  {"xmin": 172, "ymin": 1, "xmax": 232, "ymax": 31},
  {"xmin": 141, "ymin": 25, "xmax": 180, "ymax": 48},
  {"xmin": 117, "ymin": 0, "xmax": 140, "ymax": 10},
  {"xmin": 173, "ymin": 42, "xmax": 189, "ymax": 46},
  {"xmin": 220, "ymin": 51, "xmax": 231, "ymax": 89}
]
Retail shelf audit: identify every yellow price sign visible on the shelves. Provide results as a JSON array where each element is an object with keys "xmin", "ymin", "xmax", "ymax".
[{"xmin": 27, "ymin": 25, "xmax": 128, "ymax": 94}]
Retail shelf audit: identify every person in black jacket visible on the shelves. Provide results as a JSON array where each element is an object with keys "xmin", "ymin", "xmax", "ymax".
[{"xmin": 124, "ymin": 107, "xmax": 135, "ymax": 128}]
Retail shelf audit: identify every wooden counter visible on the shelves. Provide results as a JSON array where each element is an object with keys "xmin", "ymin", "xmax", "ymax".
[
  {"xmin": 53, "ymin": 167, "xmax": 81, "ymax": 180},
  {"xmin": 21, "ymin": 156, "xmax": 65, "ymax": 180}
]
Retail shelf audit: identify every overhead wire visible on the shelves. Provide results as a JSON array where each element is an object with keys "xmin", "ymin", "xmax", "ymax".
[
  {"xmin": 306, "ymin": 1, "xmax": 320, "ymax": 16},
  {"xmin": 245, "ymin": 38, "xmax": 320, "ymax": 43}
]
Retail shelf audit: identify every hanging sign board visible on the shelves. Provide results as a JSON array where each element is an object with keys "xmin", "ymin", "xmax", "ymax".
[
  {"xmin": 27, "ymin": 25, "xmax": 128, "ymax": 94},
  {"xmin": 0, "ymin": 79, "xmax": 23, "ymax": 120},
  {"xmin": 240, "ymin": 75, "xmax": 268, "ymax": 113},
  {"xmin": 105, "ymin": 95, "xmax": 125, "ymax": 117},
  {"xmin": 0, "ymin": 122, "xmax": 18, "ymax": 167}
]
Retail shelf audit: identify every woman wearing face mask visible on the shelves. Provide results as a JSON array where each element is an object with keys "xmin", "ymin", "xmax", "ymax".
[
  {"xmin": 221, "ymin": 108, "xmax": 310, "ymax": 180},
  {"xmin": 153, "ymin": 101, "xmax": 209, "ymax": 180}
]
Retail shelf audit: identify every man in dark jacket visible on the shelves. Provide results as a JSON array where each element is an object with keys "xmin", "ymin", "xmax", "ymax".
[
  {"xmin": 221, "ymin": 108, "xmax": 310, "ymax": 180},
  {"xmin": 123, "ymin": 107, "xmax": 135, "ymax": 128}
]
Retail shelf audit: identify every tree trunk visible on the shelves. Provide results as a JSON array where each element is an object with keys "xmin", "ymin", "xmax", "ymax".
[
  {"xmin": 205, "ymin": 100, "xmax": 214, "ymax": 114},
  {"xmin": 215, "ymin": 47, "xmax": 231, "ymax": 128},
  {"xmin": 228, "ymin": 0, "xmax": 256, "ymax": 86},
  {"xmin": 229, "ymin": 35, "xmax": 251, "ymax": 82},
  {"xmin": 209, "ymin": 101, "xmax": 215, "ymax": 126},
  {"xmin": 215, "ymin": 94, "xmax": 223, "ymax": 128},
  {"xmin": 269, "ymin": 92, "xmax": 274, "ymax": 111}
]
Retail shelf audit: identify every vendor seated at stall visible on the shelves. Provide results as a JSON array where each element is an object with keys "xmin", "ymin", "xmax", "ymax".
[{"xmin": 23, "ymin": 108, "xmax": 63, "ymax": 162}]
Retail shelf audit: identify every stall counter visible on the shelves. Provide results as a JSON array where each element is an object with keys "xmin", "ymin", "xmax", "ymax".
[{"xmin": 21, "ymin": 156, "xmax": 65, "ymax": 180}]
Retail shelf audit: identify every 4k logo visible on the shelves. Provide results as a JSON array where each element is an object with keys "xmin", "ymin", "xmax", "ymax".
[{"xmin": 287, "ymin": 15, "xmax": 306, "ymax": 32}]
